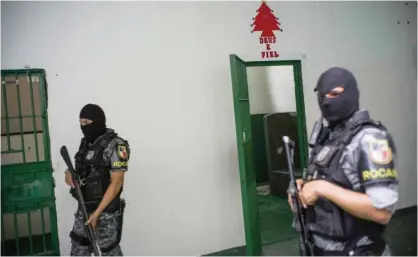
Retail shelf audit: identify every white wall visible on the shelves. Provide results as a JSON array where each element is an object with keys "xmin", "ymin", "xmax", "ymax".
[
  {"xmin": 247, "ymin": 66, "xmax": 296, "ymax": 115},
  {"xmin": 1, "ymin": 1, "xmax": 416, "ymax": 255}
]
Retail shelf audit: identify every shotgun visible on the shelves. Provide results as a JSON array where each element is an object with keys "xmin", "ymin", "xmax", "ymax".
[
  {"xmin": 60, "ymin": 146, "xmax": 102, "ymax": 256},
  {"xmin": 282, "ymin": 136, "xmax": 313, "ymax": 256}
]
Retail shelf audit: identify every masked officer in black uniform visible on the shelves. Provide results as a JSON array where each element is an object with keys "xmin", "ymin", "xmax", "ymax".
[
  {"xmin": 288, "ymin": 67, "xmax": 399, "ymax": 256},
  {"xmin": 65, "ymin": 103, "xmax": 130, "ymax": 256}
]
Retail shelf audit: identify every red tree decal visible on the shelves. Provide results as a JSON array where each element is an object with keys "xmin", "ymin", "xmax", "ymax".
[{"xmin": 251, "ymin": 1, "xmax": 283, "ymax": 38}]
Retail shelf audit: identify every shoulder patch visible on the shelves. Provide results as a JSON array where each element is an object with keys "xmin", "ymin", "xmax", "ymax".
[
  {"xmin": 366, "ymin": 139, "xmax": 393, "ymax": 165},
  {"xmin": 117, "ymin": 145, "xmax": 128, "ymax": 160}
]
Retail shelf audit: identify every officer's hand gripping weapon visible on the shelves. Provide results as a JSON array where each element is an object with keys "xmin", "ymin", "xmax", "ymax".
[
  {"xmin": 282, "ymin": 136, "xmax": 313, "ymax": 256},
  {"xmin": 60, "ymin": 146, "xmax": 102, "ymax": 257}
]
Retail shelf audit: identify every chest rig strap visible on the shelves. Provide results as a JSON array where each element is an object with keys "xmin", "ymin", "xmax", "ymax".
[{"xmin": 340, "ymin": 119, "xmax": 384, "ymax": 146}]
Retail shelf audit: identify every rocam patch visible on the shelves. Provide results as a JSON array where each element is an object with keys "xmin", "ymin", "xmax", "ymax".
[
  {"xmin": 117, "ymin": 145, "xmax": 128, "ymax": 160},
  {"xmin": 366, "ymin": 139, "xmax": 392, "ymax": 165},
  {"xmin": 113, "ymin": 161, "xmax": 128, "ymax": 168},
  {"xmin": 362, "ymin": 168, "xmax": 398, "ymax": 182}
]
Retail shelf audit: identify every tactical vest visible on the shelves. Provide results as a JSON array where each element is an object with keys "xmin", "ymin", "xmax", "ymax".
[
  {"xmin": 306, "ymin": 115, "xmax": 387, "ymax": 244},
  {"xmin": 73, "ymin": 131, "xmax": 123, "ymax": 213}
]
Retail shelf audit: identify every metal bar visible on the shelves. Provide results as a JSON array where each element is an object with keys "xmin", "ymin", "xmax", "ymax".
[
  {"xmin": 49, "ymin": 206, "xmax": 60, "ymax": 255},
  {"xmin": 2, "ymin": 68, "xmax": 45, "ymax": 74},
  {"xmin": 40, "ymin": 208, "xmax": 46, "ymax": 252},
  {"xmin": 15, "ymin": 73, "xmax": 26, "ymax": 163},
  {"xmin": 27, "ymin": 212, "xmax": 34, "ymax": 255},
  {"xmin": 1, "ymin": 130, "xmax": 44, "ymax": 137},
  {"xmin": 1, "ymin": 149, "xmax": 23, "ymax": 154},
  {"xmin": 2, "ymin": 73, "xmax": 12, "ymax": 150},
  {"xmin": 1, "ymin": 214, "xmax": 5, "ymax": 254},
  {"xmin": 38, "ymin": 72, "xmax": 51, "ymax": 162},
  {"xmin": 1, "ymin": 114, "xmax": 44, "ymax": 119},
  {"xmin": 13, "ymin": 213, "xmax": 20, "ymax": 256},
  {"xmin": 28, "ymin": 71, "xmax": 40, "ymax": 161}
]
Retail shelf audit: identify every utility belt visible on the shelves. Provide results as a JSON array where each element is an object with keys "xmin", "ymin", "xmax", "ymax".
[
  {"xmin": 313, "ymin": 236, "xmax": 386, "ymax": 256},
  {"xmin": 70, "ymin": 199, "xmax": 126, "ymax": 254},
  {"xmin": 78, "ymin": 197, "xmax": 122, "ymax": 213},
  {"xmin": 70, "ymin": 174, "xmax": 118, "ymax": 213}
]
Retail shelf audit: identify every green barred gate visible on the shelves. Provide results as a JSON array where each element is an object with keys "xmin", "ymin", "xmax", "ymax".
[{"xmin": 1, "ymin": 69, "xmax": 60, "ymax": 256}]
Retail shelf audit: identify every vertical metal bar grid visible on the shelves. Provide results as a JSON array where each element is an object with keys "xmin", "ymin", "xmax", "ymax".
[
  {"xmin": 1, "ymin": 214, "xmax": 5, "ymax": 254},
  {"xmin": 40, "ymin": 208, "xmax": 46, "ymax": 252},
  {"xmin": 38, "ymin": 72, "xmax": 51, "ymax": 162},
  {"xmin": 1, "ymin": 73, "xmax": 11, "ymax": 150},
  {"xmin": 28, "ymin": 71, "xmax": 40, "ymax": 162},
  {"xmin": 15, "ymin": 72, "xmax": 26, "ymax": 163},
  {"xmin": 12, "ymin": 213, "xmax": 19, "ymax": 256},
  {"xmin": 49, "ymin": 205, "xmax": 60, "ymax": 254},
  {"xmin": 26, "ymin": 212, "xmax": 33, "ymax": 255},
  {"xmin": 1, "ymin": 70, "xmax": 60, "ymax": 256}
]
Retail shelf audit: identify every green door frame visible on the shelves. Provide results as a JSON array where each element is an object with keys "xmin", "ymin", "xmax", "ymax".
[{"xmin": 229, "ymin": 55, "xmax": 308, "ymax": 255}]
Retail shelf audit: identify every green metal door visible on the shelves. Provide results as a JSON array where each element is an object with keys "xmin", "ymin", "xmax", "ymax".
[
  {"xmin": 229, "ymin": 55, "xmax": 262, "ymax": 256},
  {"xmin": 1, "ymin": 69, "xmax": 60, "ymax": 256}
]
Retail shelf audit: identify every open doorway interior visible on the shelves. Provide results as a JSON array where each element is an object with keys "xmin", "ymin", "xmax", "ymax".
[{"xmin": 246, "ymin": 65, "xmax": 302, "ymax": 249}]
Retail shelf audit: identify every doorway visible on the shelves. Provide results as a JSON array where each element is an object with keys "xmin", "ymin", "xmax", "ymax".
[{"xmin": 229, "ymin": 55, "xmax": 308, "ymax": 255}]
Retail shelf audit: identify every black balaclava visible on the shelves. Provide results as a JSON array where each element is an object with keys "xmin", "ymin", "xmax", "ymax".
[
  {"xmin": 79, "ymin": 104, "xmax": 107, "ymax": 143},
  {"xmin": 315, "ymin": 67, "xmax": 360, "ymax": 126}
]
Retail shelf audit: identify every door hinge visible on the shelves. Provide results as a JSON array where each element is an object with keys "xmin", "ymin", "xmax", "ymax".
[{"xmin": 243, "ymin": 131, "xmax": 246, "ymax": 141}]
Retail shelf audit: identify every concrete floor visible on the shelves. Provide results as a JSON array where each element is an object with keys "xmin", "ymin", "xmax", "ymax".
[
  {"xmin": 206, "ymin": 190, "xmax": 417, "ymax": 256},
  {"xmin": 260, "ymin": 202, "xmax": 417, "ymax": 256}
]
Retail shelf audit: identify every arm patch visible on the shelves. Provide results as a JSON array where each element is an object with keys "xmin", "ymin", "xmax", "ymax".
[
  {"xmin": 116, "ymin": 145, "xmax": 129, "ymax": 160},
  {"xmin": 358, "ymin": 131, "xmax": 398, "ymax": 187},
  {"xmin": 109, "ymin": 139, "xmax": 130, "ymax": 171}
]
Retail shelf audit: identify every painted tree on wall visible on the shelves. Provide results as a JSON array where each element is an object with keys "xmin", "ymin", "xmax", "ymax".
[{"xmin": 251, "ymin": 1, "xmax": 283, "ymax": 38}]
